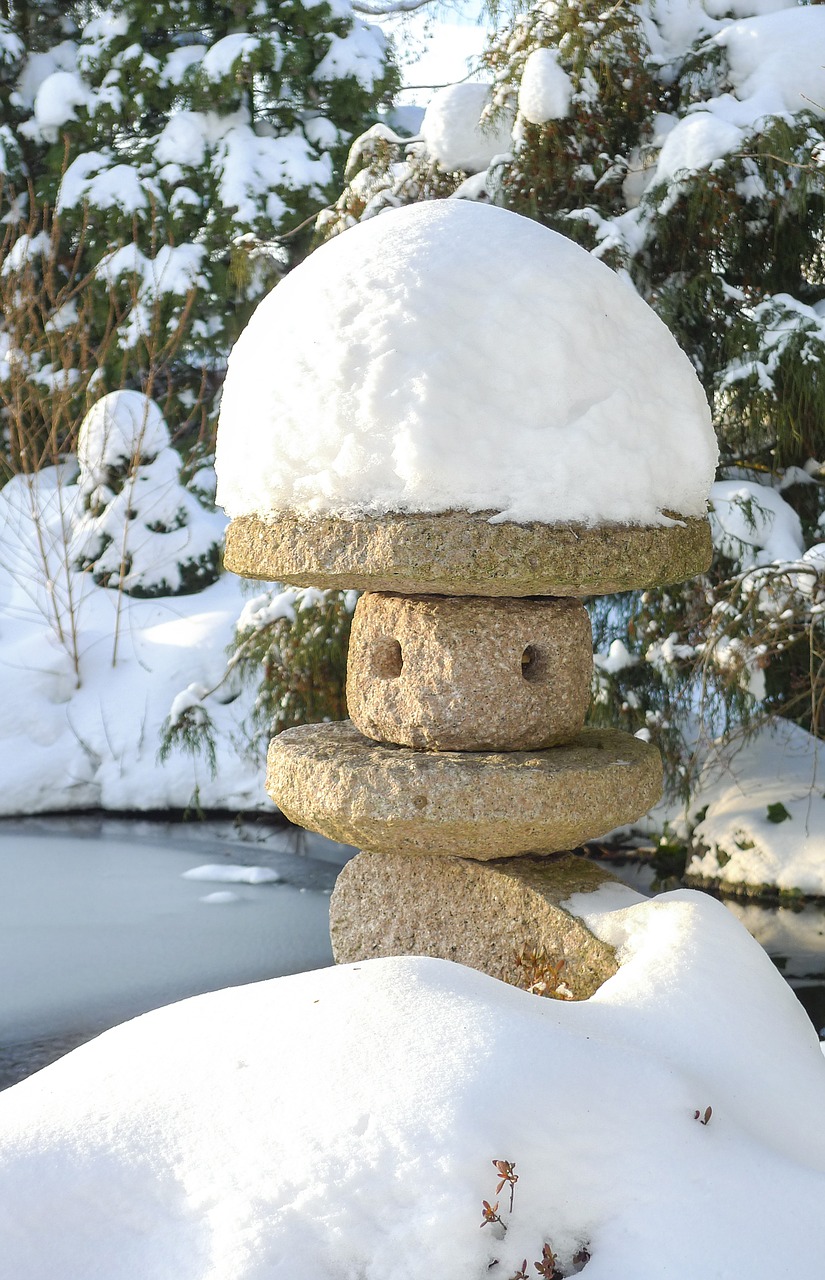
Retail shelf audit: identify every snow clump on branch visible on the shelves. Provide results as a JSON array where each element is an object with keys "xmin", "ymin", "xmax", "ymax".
[{"xmin": 420, "ymin": 82, "xmax": 514, "ymax": 175}]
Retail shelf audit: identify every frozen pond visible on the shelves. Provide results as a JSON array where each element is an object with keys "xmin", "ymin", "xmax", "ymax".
[
  {"xmin": 2, "ymin": 820, "xmax": 824, "ymax": 1090},
  {"xmin": 0, "ymin": 815, "xmax": 355, "ymax": 1088}
]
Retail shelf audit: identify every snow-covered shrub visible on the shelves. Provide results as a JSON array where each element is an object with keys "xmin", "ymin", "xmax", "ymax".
[
  {"xmin": 160, "ymin": 584, "xmax": 355, "ymax": 769},
  {"xmin": 70, "ymin": 391, "xmax": 224, "ymax": 598},
  {"xmin": 318, "ymin": 118, "xmax": 465, "ymax": 239},
  {"xmin": 319, "ymin": 80, "xmax": 516, "ymax": 237}
]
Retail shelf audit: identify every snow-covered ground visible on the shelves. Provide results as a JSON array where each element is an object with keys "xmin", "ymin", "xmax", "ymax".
[
  {"xmin": 686, "ymin": 721, "xmax": 825, "ymax": 896},
  {"xmin": 1, "ymin": 883, "xmax": 824, "ymax": 1279},
  {"xmin": 0, "ymin": 444, "xmax": 268, "ymax": 814},
  {"xmin": 598, "ymin": 854, "xmax": 825, "ymax": 1033}
]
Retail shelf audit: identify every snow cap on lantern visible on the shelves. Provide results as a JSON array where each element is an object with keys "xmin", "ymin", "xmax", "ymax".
[{"xmin": 215, "ymin": 200, "xmax": 717, "ymax": 529}]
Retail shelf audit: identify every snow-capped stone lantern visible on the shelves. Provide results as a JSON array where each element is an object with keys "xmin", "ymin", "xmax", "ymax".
[{"xmin": 216, "ymin": 201, "xmax": 717, "ymax": 995}]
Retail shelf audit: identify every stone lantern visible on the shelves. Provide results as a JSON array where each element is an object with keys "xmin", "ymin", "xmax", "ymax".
[{"xmin": 216, "ymin": 200, "xmax": 717, "ymax": 997}]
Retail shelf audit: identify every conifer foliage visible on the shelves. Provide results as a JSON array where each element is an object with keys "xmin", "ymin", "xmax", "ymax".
[{"xmin": 0, "ymin": 0, "xmax": 398, "ymax": 441}]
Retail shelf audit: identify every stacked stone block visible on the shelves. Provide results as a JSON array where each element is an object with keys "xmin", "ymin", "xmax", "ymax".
[{"xmin": 226, "ymin": 510, "xmax": 711, "ymax": 998}]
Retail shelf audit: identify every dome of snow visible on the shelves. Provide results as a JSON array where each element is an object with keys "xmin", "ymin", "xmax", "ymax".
[
  {"xmin": 419, "ymin": 82, "xmax": 514, "ymax": 175},
  {"xmin": 216, "ymin": 201, "xmax": 718, "ymax": 526},
  {"xmin": 78, "ymin": 390, "xmax": 170, "ymax": 486}
]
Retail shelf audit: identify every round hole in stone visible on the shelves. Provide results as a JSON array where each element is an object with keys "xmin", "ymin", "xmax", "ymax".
[
  {"xmin": 373, "ymin": 637, "xmax": 403, "ymax": 679},
  {"xmin": 521, "ymin": 644, "xmax": 546, "ymax": 683}
]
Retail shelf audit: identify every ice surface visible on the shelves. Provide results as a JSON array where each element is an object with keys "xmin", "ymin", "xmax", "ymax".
[
  {"xmin": 0, "ymin": 831, "xmax": 333, "ymax": 1044},
  {"xmin": 216, "ymin": 200, "xmax": 717, "ymax": 526},
  {"xmin": 181, "ymin": 863, "xmax": 282, "ymax": 884},
  {"xmin": 0, "ymin": 894, "xmax": 823, "ymax": 1278}
]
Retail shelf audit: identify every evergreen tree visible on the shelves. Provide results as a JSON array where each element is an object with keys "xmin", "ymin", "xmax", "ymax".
[
  {"xmin": 1, "ymin": 0, "xmax": 398, "ymax": 449},
  {"xmin": 70, "ymin": 389, "xmax": 224, "ymax": 597}
]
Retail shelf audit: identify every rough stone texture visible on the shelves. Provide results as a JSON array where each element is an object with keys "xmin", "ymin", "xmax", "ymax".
[
  {"xmin": 225, "ymin": 510, "xmax": 712, "ymax": 597},
  {"xmin": 267, "ymin": 720, "xmax": 662, "ymax": 859},
  {"xmin": 347, "ymin": 592, "xmax": 592, "ymax": 751},
  {"xmin": 330, "ymin": 851, "xmax": 620, "ymax": 998}
]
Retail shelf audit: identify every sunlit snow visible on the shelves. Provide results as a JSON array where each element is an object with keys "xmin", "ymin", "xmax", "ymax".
[
  {"xmin": 420, "ymin": 82, "xmax": 514, "ymax": 174},
  {"xmin": 216, "ymin": 200, "xmax": 717, "ymax": 526},
  {"xmin": 0, "ymin": 892, "xmax": 823, "ymax": 1279}
]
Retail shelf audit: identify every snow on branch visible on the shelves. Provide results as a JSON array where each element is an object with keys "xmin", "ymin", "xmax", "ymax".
[{"xmin": 351, "ymin": 0, "xmax": 439, "ymax": 15}]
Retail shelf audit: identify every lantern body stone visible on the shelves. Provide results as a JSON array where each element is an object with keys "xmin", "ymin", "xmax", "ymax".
[{"xmin": 346, "ymin": 592, "xmax": 592, "ymax": 751}]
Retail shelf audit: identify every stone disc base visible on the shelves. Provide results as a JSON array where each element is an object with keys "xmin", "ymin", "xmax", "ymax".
[
  {"xmin": 267, "ymin": 720, "xmax": 662, "ymax": 860},
  {"xmin": 225, "ymin": 511, "xmax": 712, "ymax": 597},
  {"xmin": 330, "ymin": 852, "xmax": 620, "ymax": 999}
]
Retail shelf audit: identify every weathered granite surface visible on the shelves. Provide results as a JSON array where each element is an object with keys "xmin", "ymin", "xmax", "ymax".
[
  {"xmin": 330, "ymin": 851, "xmax": 620, "ymax": 997},
  {"xmin": 347, "ymin": 592, "xmax": 592, "ymax": 751},
  {"xmin": 267, "ymin": 720, "xmax": 662, "ymax": 859},
  {"xmin": 225, "ymin": 510, "xmax": 712, "ymax": 597}
]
